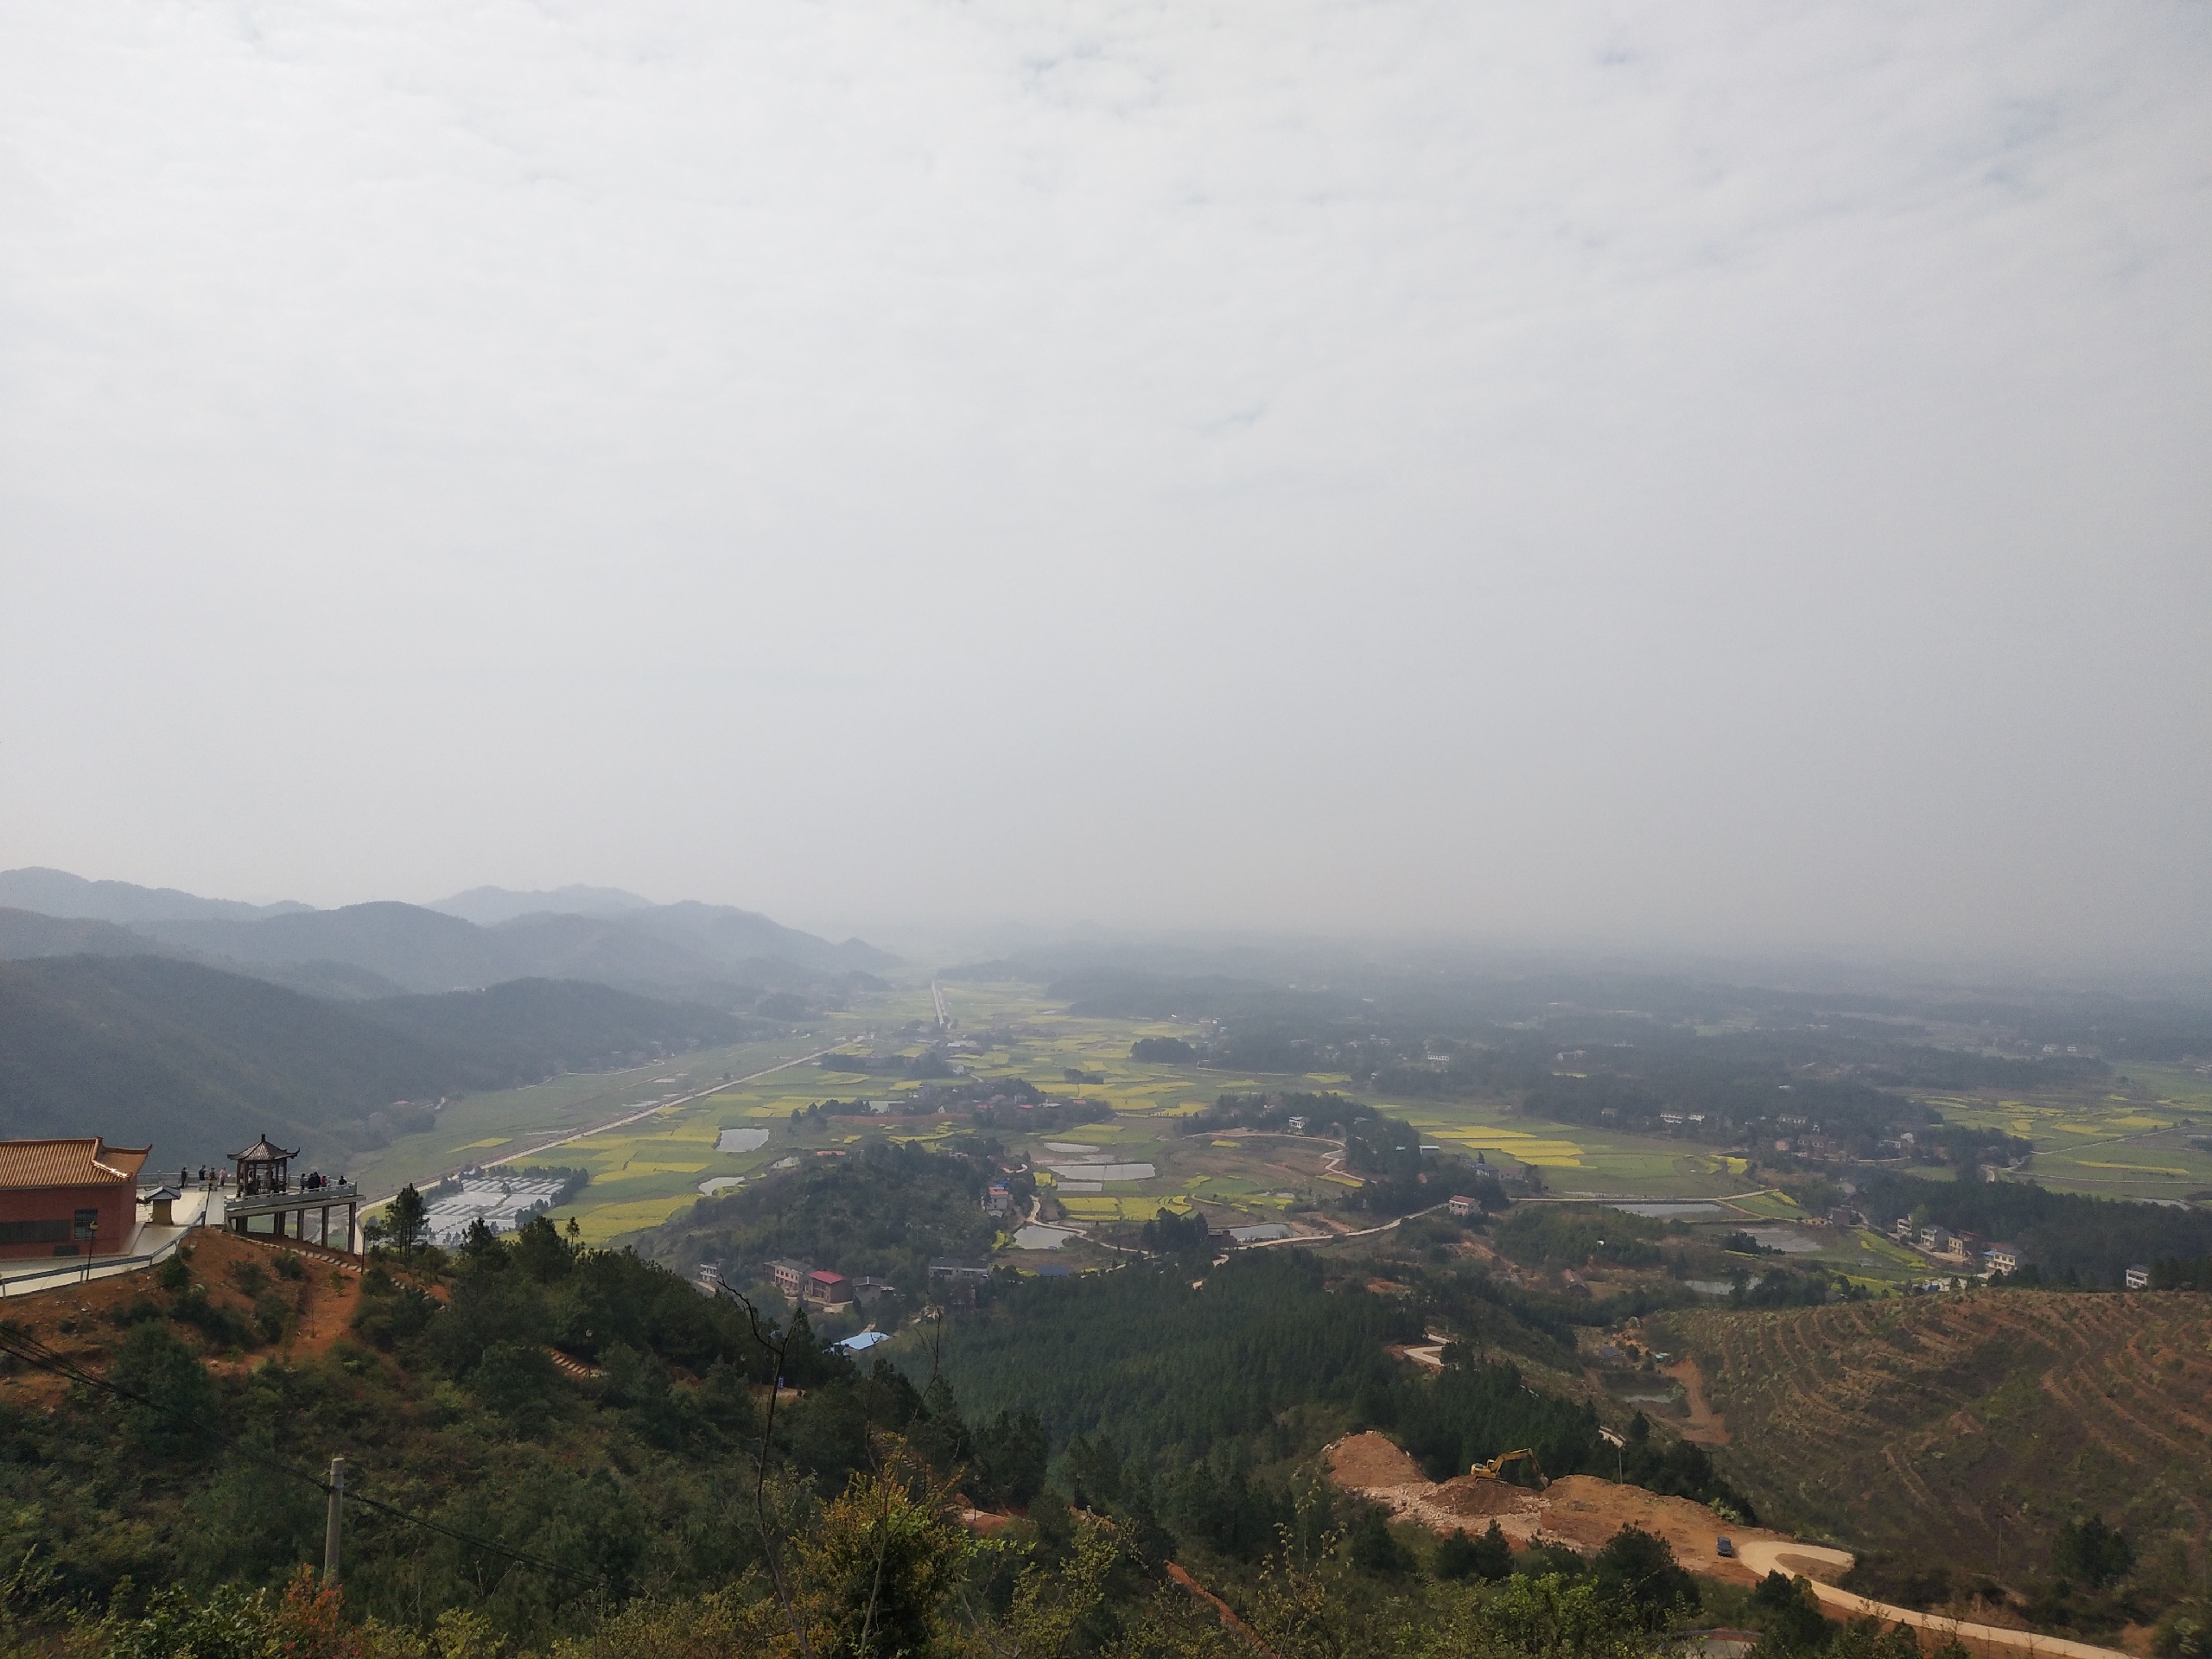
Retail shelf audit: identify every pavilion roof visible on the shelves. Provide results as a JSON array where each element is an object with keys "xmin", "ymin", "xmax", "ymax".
[{"xmin": 231, "ymin": 1135, "xmax": 299, "ymax": 1163}]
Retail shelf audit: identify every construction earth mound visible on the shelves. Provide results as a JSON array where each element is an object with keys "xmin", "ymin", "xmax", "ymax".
[{"xmin": 1323, "ymin": 1431, "xmax": 1841, "ymax": 1584}]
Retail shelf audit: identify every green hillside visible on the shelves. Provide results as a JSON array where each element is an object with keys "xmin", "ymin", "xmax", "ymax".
[{"xmin": 0, "ymin": 955, "xmax": 745, "ymax": 1170}]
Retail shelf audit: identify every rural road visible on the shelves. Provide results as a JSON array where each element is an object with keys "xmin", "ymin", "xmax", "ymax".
[
  {"xmin": 480, "ymin": 1045, "xmax": 847, "ymax": 1170},
  {"xmin": 1731, "ymin": 1541, "xmax": 2131, "ymax": 1659},
  {"xmin": 362, "ymin": 1042, "xmax": 851, "ymax": 1211},
  {"xmin": 1244, "ymin": 1200, "xmax": 1451, "ymax": 1248},
  {"xmin": 1192, "ymin": 1128, "xmax": 1452, "ymax": 1248}
]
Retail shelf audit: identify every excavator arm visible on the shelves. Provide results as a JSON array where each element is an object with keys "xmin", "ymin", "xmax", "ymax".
[{"xmin": 1469, "ymin": 1447, "xmax": 1548, "ymax": 1487}]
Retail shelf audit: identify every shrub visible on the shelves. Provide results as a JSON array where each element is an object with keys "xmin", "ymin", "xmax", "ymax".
[
  {"xmin": 252, "ymin": 1289, "xmax": 292, "ymax": 1345},
  {"xmin": 1434, "ymin": 1521, "xmax": 1514, "ymax": 1581},
  {"xmin": 169, "ymin": 1287, "xmax": 256, "ymax": 1351},
  {"xmin": 2054, "ymin": 1515, "xmax": 2134, "ymax": 1589},
  {"xmin": 1592, "ymin": 1525, "xmax": 1699, "ymax": 1627},
  {"xmin": 108, "ymin": 1323, "xmax": 219, "ymax": 1457},
  {"xmin": 1348, "ymin": 1506, "xmax": 1414, "ymax": 1575},
  {"xmin": 156, "ymin": 1247, "xmax": 193, "ymax": 1294}
]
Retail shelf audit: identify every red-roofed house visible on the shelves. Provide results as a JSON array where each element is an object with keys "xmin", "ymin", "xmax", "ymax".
[
  {"xmin": 804, "ymin": 1268, "xmax": 850, "ymax": 1307},
  {"xmin": 0, "ymin": 1137, "xmax": 151, "ymax": 1258}
]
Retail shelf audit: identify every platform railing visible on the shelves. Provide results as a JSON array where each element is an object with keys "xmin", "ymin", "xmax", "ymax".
[{"xmin": 0, "ymin": 1228, "xmax": 194, "ymax": 1298}]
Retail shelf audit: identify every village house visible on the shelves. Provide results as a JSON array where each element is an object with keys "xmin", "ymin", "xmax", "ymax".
[
  {"xmin": 2126, "ymin": 1264, "xmax": 2151, "ymax": 1291},
  {"xmin": 767, "ymin": 1258, "xmax": 810, "ymax": 1299},
  {"xmin": 1447, "ymin": 1193, "xmax": 1483, "ymax": 1218},
  {"xmin": 929, "ymin": 1256, "xmax": 992, "ymax": 1306},
  {"xmin": 1985, "ymin": 1243, "xmax": 2024, "ymax": 1275},
  {"xmin": 0, "ymin": 1137, "xmax": 150, "ymax": 1258}
]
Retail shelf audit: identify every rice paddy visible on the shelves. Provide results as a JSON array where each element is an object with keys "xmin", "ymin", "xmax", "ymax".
[{"xmin": 1909, "ymin": 1062, "xmax": 2212, "ymax": 1199}]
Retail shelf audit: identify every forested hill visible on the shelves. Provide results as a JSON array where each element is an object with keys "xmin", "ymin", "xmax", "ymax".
[
  {"xmin": 632, "ymin": 1138, "xmax": 1001, "ymax": 1292},
  {"xmin": 1, "ymin": 1218, "xmax": 1735, "ymax": 1659},
  {"xmin": 0, "ymin": 955, "xmax": 744, "ymax": 1169},
  {"xmin": 935, "ymin": 1251, "xmax": 1601, "ymax": 1478}
]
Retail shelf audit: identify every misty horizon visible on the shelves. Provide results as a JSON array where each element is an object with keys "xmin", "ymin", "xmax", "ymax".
[
  {"xmin": 3, "ymin": 5, "xmax": 2206, "ymax": 968},
  {"xmin": 5, "ymin": 862, "xmax": 2208, "ymax": 1001}
]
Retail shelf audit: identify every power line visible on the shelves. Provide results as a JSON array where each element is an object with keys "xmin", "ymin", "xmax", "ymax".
[{"xmin": 0, "ymin": 1322, "xmax": 607, "ymax": 1592}]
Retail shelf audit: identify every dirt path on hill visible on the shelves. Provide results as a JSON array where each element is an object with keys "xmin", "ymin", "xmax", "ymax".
[
  {"xmin": 1326, "ymin": 1433, "xmax": 1790, "ymax": 1578},
  {"xmin": 1166, "ymin": 1562, "xmax": 1274, "ymax": 1656},
  {"xmin": 1664, "ymin": 1356, "xmax": 1731, "ymax": 1445},
  {"xmin": 1325, "ymin": 1433, "xmax": 2132, "ymax": 1659},
  {"xmin": 1731, "ymin": 1541, "xmax": 2131, "ymax": 1659}
]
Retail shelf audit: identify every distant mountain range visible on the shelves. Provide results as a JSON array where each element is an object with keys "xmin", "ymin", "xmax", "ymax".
[
  {"xmin": 0, "ymin": 869, "xmax": 898, "ymax": 1000},
  {"xmin": 429, "ymin": 884, "xmax": 654, "ymax": 926},
  {"xmin": 0, "ymin": 867, "xmax": 311, "ymax": 925}
]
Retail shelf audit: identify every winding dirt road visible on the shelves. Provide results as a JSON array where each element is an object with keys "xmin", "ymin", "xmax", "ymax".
[{"xmin": 1730, "ymin": 1541, "xmax": 2130, "ymax": 1659}]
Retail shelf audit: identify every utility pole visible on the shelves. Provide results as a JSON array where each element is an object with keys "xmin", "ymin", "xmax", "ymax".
[{"xmin": 324, "ymin": 1457, "xmax": 346, "ymax": 1583}]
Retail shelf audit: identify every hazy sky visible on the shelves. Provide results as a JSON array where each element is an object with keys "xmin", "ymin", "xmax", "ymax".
[{"xmin": 3, "ymin": 3, "xmax": 2207, "ymax": 963}]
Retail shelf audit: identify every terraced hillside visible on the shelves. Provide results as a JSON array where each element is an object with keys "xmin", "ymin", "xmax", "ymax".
[{"xmin": 1661, "ymin": 1291, "xmax": 2212, "ymax": 1578}]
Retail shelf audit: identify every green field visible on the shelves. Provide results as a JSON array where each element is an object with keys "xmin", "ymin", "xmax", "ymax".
[
  {"xmin": 343, "ymin": 976, "xmax": 2212, "ymax": 1246},
  {"xmin": 1910, "ymin": 1060, "xmax": 2212, "ymax": 1200},
  {"xmin": 343, "ymin": 1032, "xmax": 847, "ymax": 1224}
]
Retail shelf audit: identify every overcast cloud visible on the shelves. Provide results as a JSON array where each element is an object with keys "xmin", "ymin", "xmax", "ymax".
[{"xmin": 1, "ymin": 2, "xmax": 2206, "ymax": 963}]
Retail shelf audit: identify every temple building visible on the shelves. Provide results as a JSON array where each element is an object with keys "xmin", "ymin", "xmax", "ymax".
[{"xmin": 0, "ymin": 1137, "xmax": 151, "ymax": 1258}]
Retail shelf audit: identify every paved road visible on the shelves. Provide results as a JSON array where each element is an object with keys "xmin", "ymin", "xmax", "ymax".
[
  {"xmin": 360, "ymin": 1044, "xmax": 850, "ymax": 1211},
  {"xmin": 1731, "ymin": 1540, "xmax": 2129, "ymax": 1659}
]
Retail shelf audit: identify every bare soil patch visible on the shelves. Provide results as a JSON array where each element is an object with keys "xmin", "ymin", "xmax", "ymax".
[
  {"xmin": 0, "ymin": 1230, "xmax": 362, "ymax": 1406},
  {"xmin": 1324, "ymin": 1433, "xmax": 1809, "ymax": 1586},
  {"xmin": 1326, "ymin": 1430, "xmax": 1428, "ymax": 1489},
  {"xmin": 1664, "ymin": 1356, "xmax": 1731, "ymax": 1445}
]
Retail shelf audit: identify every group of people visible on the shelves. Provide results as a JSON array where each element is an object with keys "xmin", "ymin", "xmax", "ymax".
[{"xmin": 176, "ymin": 1166, "xmax": 347, "ymax": 1192}]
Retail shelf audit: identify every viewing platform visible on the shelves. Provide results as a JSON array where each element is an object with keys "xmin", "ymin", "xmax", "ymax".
[
  {"xmin": 218, "ymin": 1179, "xmax": 360, "ymax": 1252},
  {"xmin": 216, "ymin": 1135, "xmax": 361, "ymax": 1255}
]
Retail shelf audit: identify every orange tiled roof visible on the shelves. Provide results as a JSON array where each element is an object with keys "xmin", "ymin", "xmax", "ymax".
[{"xmin": 0, "ymin": 1137, "xmax": 152, "ymax": 1190}]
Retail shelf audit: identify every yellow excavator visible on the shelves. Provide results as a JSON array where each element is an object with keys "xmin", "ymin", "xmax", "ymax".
[{"xmin": 1469, "ymin": 1448, "xmax": 1548, "ymax": 1489}]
